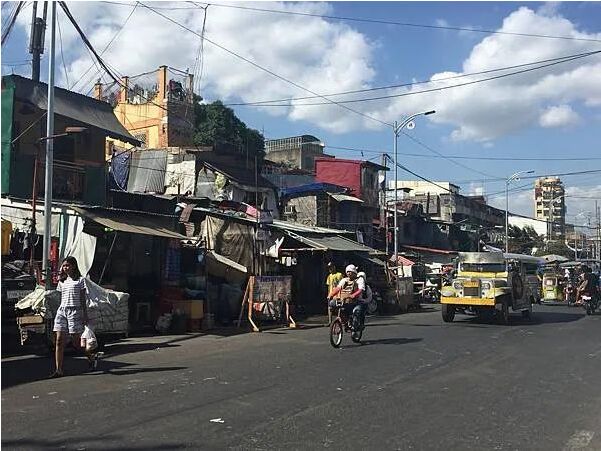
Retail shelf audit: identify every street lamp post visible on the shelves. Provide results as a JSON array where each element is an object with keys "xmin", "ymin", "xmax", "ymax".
[
  {"xmin": 505, "ymin": 170, "xmax": 534, "ymax": 253},
  {"xmin": 42, "ymin": 1, "xmax": 56, "ymax": 289},
  {"xmin": 393, "ymin": 110, "xmax": 435, "ymax": 275}
]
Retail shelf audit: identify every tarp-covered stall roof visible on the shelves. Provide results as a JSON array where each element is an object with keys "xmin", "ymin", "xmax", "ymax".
[
  {"xmin": 282, "ymin": 230, "xmax": 375, "ymax": 253},
  {"xmin": 4, "ymin": 75, "xmax": 140, "ymax": 146},
  {"xmin": 72, "ymin": 207, "xmax": 187, "ymax": 239}
]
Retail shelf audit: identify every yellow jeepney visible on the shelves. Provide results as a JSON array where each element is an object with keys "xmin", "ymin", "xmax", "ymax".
[{"xmin": 440, "ymin": 252, "xmax": 543, "ymax": 324}]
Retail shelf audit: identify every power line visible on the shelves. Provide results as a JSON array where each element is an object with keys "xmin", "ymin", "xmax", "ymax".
[
  {"xmin": 137, "ymin": 2, "xmax": 392, "ymax": 129},
  {"xmin": 70, "ymin": 2, "xmax": 138, "ymax": 92},
  {"xmin": 325, "ymin": 144, "xmax": 601, "ymax": 161},
  {"xmin": 1, "ymin": 1, "xmax": 24, "ymax": 45},
  {"xmin": 100, "ymin": 1, "xmax": 601, "ymax": 44},
  {"xmin": 57, "ymin": 11, "xmax": 70, "ymax": 88},
  {"xmin": 231, "ymin": 50, "xmax": 601, "ymax": 107},
  {"xmin": 226, "ymin": 51, "xmax": 601, "ymax": 106},
  {"xmin": 204, "ymin": 2, "xmax": 601, "ymax": 44}
]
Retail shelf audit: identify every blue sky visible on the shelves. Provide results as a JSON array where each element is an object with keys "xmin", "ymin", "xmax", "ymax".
[{"xmin": 2, "ymin": 1, "xmax": 600, "ymax": 221}]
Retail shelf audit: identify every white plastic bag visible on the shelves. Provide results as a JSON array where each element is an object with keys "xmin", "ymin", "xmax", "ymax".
[{"xmin": 80, "ymin": 325, "xmax": 98, "ymax": 352}]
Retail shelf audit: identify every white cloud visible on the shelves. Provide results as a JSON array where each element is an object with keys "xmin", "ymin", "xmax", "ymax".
[
  {"xmin": 488, "ymin": 189, "xmax": 534, "ymax": 217},
  {"xmin": 539, "ymin": 104, "xmax": 581, "ymax": 128},
  {"xmin": 12, "ymin": 3, "xmax": 601, "ymax": 139}
]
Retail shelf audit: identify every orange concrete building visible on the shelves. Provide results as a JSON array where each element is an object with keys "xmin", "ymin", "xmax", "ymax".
[{"xmin": 94, "ymin": 66, "xmax": 195, "ymax": 158}]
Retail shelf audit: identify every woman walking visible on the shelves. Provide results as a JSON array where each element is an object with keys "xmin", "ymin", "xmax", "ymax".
[{"xmin": 49, "ymin": 256, "xmax": 96, "ymax": 378}]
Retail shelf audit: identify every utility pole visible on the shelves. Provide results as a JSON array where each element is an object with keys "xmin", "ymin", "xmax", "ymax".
[
  {"xmin": 42, "ymin": 1, "xmax": 56, "ymax": 288},
  {"xmin": 595, "ymin": 201, "xmax": 601, "ymax": 260},
  {"xmin": 380, "ymin": 153, "xmax": 387, "ymax": 252},
  {"xmin": 29, "ymin": 1, "xmax": 47, "ymax": 82}
]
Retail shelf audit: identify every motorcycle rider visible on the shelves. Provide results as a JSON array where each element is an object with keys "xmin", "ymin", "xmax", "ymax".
[
  {"xmin": 328, "ymin": 264, "xmax": 365, "ymax": 329},
  {"xmin": 577, "ymin": 265, "xmax": 598, "ymax": 305}
]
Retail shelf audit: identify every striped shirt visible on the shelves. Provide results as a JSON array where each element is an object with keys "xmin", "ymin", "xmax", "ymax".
[{"xmin": 57, "ymin": 277, "xmax": 86, "ymax": 308}]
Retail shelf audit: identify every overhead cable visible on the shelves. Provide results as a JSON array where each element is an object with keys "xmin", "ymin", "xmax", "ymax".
[
  {"xmin": 232, "ymin": 50, "xmax": 601, "ymax": 107},
  {"xmin": 226, "ymin": 51, "xmax": 601, "ymax": 106},
  {"xmin": 137, "ymin": 2, "xmax": 392, "ymax": 128}
]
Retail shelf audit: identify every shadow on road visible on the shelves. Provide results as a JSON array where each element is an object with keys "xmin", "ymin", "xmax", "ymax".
[
  {"xmin": 356, "ymin": 337, "xmax": 423, "ymax": 347},
  {"xmin": 2, "ymin": 435, "xmax": 185, "ymax": 450},
  {"xmin": 450, "ymin": 310, "xmax": 586, "ymax": 327},
  {"xmin": 1, "ymin": 353, "xmax": 186, "ymax": 389}
]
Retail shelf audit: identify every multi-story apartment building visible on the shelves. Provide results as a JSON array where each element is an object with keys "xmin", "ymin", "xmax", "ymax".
[{"xmin": 534, "ymin": 177, "xmax": 566, "ymax": 239}]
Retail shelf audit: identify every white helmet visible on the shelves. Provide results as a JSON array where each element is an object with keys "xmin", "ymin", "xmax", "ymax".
[{"xmin": 345, "ymin": 264, "xmax": 358, "ymax": 274}]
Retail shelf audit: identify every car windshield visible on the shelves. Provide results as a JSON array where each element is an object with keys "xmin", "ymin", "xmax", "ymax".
[{"xmin": 460, "ymin": 262, "xmax": 506, "ymax": 273}]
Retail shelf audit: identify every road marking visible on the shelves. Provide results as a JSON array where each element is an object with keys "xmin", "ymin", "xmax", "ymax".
[{"xmin": 564, "ymin": 430, "xmax": 595, "ymax": 450}]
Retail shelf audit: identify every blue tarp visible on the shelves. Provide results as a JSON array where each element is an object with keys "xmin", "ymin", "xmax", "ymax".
[
  {"xmin": 280, "ymin": 182, "xmax": 346, "ymax": 199},
  {"xmin": 108, "ymin": 150, "xmax": 131, "ymax": 191}
]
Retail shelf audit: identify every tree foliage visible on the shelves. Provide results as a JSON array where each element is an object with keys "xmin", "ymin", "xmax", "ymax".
[
  {"xmin": 193, "ymin": 99, "xmax": 264, "ymax": 156},
  {"xmin": 507, "ymin": 225, "xmax": 545, "ymax": 255}
]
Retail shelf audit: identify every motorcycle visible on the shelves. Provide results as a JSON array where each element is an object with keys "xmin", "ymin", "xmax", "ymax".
[
  {"xmin": 419, "ymin": 277, "xmax": 441, "ymax": 303},
  {"xmin": 564, "ymin": 282, "xmax": 577, "ymax": 306},
  {"xmin": 581, "ymin": 293, "xmax": 599, "ymax": 316}
]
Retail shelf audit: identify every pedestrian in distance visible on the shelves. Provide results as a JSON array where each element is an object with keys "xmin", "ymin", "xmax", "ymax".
[
  {"xmin": 325, "ymin": 262, "xmax": 343, "ymax": 325},
  {"xmin": 49, "ymin": 256, "xmax": 97, "ymax": 378}
]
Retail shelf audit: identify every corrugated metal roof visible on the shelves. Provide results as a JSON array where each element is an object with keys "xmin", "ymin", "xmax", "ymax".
[
  {"xmin": 72, "ymin": 207, "xmax": 187, "ymax": 239},
  {"xmin": 5, "ymin": 75, "xmax": 140, "ymax": 146},
  {"xmin": 329, "ymin": 193, "xmax": 364, "ymax": 203},
  {"xmin": 271, "ymin": 219, "xmax": 354, "ymax": 235}
]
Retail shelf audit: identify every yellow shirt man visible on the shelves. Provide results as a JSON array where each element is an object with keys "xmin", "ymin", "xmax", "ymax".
[{"xmin": 326, "ymin": 272, "xmax": 343, "ymax": 297}]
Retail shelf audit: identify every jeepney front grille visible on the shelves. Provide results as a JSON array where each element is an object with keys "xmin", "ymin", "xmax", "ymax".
[{"xmin": 463, "ymin": 284, "xmax": 480, "ymax": 297}]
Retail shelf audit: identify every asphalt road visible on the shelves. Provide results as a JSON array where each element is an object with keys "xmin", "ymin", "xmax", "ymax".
[{"xmin": 2, "ymin": 304, "xmax": 600, "ymax": 451}]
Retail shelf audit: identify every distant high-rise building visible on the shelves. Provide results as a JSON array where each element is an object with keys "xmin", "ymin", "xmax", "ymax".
[{"xmin": 534, "ymin": 177, "xmax": 566, "ymax": 239}]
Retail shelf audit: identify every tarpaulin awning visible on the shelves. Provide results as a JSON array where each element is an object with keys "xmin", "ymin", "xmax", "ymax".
[
  {"xmin": 356, "ymin": 253, "xmax": 386, "ymax": 266},
  {"xmin": 127, "ymin": 150, "xmax": 168, "ymax": 193},
  {"xmin": 329, "ymin": 193, "xmax": 364, "ymax": 203},
  {"xmin": 72, "ymin": 207, "xmax": 187, "ymax": 239},
  {"xmin": 280, "ymin": 182, "xmax": 346, "ymax": 199},
  {"xmin": 284, "ymin": 231, "xmax": 375, "ymax": 253},
  {"xmin": 4, "ymin": 75, "xmax": 140, "ymax": 146}
]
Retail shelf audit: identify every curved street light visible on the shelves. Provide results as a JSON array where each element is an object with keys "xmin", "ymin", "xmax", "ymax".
[
  {"xmin": 392, "ymin": 110, "xmax": 435, "ymax": 272},
  {"xmin": 505, "ymin": 170, "xmax": 534, "ymax": 253},
  {"xmin": 390, "ymin": 110, "xmax": 435, "ymax": 300}
]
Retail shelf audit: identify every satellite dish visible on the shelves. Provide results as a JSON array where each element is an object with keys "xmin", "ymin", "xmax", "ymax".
[{"xmin": 406, "ymin": 121, "xmax": 415, "ymax": 130}]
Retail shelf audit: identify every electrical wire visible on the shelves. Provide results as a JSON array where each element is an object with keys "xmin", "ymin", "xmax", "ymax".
[
  {"xmin": 138, "ymin": 2, "xmax": 392, "ymax": 129},
  {"xmin": 70, "ymin": 2, "xmax": 138, "ymax": 92},
  {"xmin": 1, "ymin": 1, "xmax": 24, "ymax": 45},
  {"xmin": 326, "ymin": 144, "xmax": 601, "ymax": 161},
  {"xmin": 98, "ymin": 0, "xmax": 601, "ymax": 43},
  {"xmin": 57, "ymin": 11, "xmax": 70, "ymax": 88},
  {"xmin": 232, "ymin": 50, "xmax": 601, "ymax": 107},
  {"xmin": 227, "ymin": 51, "xmax": 601, "ymax": 107}
]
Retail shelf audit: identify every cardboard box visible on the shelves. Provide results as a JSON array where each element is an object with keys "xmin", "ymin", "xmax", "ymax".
[{"xmin": 171, "ymin": 300, "xmax": 204, "ymax": 319}]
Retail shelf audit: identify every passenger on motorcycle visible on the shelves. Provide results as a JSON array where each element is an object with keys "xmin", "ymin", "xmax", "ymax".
[
  {"xmin": 356, "ymin": 271, "xmax": 372, "ymax": 324},
  {"xmin": 577, "ymin": 265, "xmax": 599, "ymax": 304},
  {"xmin": 328, "ymin": 264, "xmax": 365, "ymax": 329}
]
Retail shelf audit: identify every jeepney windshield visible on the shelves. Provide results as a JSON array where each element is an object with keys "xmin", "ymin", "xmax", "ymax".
[{"xmin": 460, "ymin": 262, "xmax": 506, "ymax": 273}]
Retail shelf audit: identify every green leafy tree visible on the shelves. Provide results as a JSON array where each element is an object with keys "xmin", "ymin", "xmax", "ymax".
[
  {"xmin": 535, "ymin": 242, "xmax": 574, "ymax": 259},
  {"xmin": 193, "ymin": 99, "xmax": 264, "ymax": 157},
  {"xmin": 507, "ymin": 225, "xmax": 545, "ymax": 254}
]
